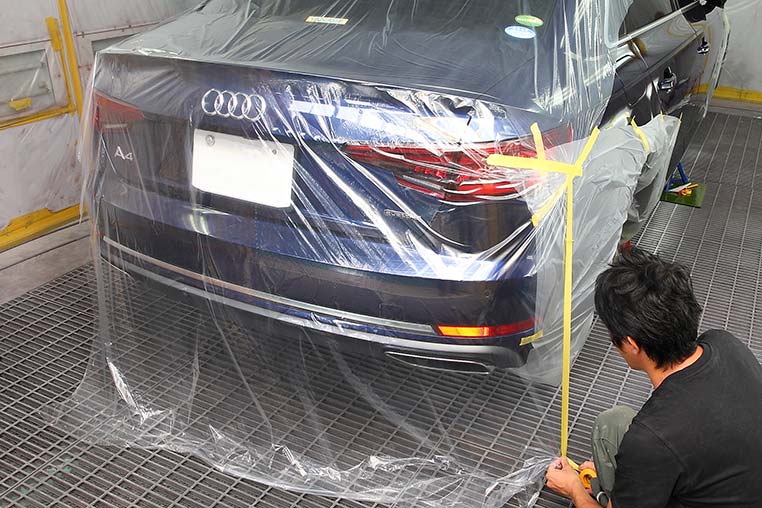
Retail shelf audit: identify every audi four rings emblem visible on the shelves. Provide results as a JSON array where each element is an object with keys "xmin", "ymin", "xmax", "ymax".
[{"xmin": 201, "ymin": 89, "xmax": 267, "ymax": 121}]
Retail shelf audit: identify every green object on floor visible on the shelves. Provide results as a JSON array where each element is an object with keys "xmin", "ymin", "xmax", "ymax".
[{"xmin": 660, "ymin": 183, "xmax": 706, "ymax": 208}]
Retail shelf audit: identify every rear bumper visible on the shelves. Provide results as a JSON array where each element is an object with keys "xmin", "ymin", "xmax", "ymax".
[
  {"xmin": 96, "ymin": 193, "xmax": 540, "ymax": 370},
  {"xmin": 102, "ymin": 240, "xmax": 534, "ymax": 371}
]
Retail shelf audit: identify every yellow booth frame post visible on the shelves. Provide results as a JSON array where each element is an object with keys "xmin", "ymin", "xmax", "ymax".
[
  {"xmin": 0, "ymin": 0, "xmax": 86, "ymax": 252},
  {"xmin": 487, "ymin": 125, "xmax": 600, "ymax": 458}
]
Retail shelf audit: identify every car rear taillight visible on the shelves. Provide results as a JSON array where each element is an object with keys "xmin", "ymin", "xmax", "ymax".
[
  {"xmin": 93, "ymin": 91, "xmax": 143, "ymax": 131},
  {"xmin": 344, "ymin": 127, "xmax": 570, "ymax": 203},
  {"xmin": 436, "ymin": 318, "xmax": 535, "ymax": 338}
]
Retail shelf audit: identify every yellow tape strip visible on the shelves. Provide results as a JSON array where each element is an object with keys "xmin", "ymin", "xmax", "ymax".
[
  {"xmin": 560, "ymin": 173, "xmax": 574, "ymax": 457},
  {"xmin": 629, "ymin": 120, "xmax": 650, "ymax": 153},
  {"xmin": 531, "ymin": 184, "xmax": 565, "ymax": 227},
  {"xmin": 486, "ymin": 155, "xmax": 583, "ymax": 176},
  {"xmin": 9, "ymin": 98, "xmax": 32, "ymax": 112},
  {"xmin": 489, "ymin": 127, "xmax": 598, "ymax": 176},
  {"xmin": 574, "ymin": 127, "xmax": 600, "ymax": 167},
  {"xmin": 487, "ymin": 124, "xmax": 602, "ymax": 457},
  {"xmin": 519, "ymin": 329, "xmax": 544, "ymax": 346},
  {"xmin": 0, "ymin": 205, "xmax": 81, "ymax": 252},
  {"xmin": 531, "ymin": 123, "xmax": 546, "ymax": 160},
  {"xmin": 46, "ymin": 17, "xmax": 63, "ymax": 51}
]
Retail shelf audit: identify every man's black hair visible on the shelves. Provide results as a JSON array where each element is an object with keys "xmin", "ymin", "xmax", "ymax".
[{"xmin": 594, "ymin": 245, "xmax": 702, "ymax": 368}]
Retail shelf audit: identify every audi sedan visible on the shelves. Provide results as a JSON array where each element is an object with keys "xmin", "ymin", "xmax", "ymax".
[{"xmin": 90, "ymin": 0, "xmax": 726, "ymax": 374}]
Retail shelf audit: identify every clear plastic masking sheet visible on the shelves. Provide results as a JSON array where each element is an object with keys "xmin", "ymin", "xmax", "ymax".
[{"xmin": 47, "ymin": 0, "xmax": 684, "ymax": 506}]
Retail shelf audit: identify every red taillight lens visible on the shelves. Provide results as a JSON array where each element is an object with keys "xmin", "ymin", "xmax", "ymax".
[
  {"xmin": 436, "ymin": 318, "xmax": 535, "ymax": 338},
  {"xmin": 93, "ymin": 91, "xmax": 143, "ymax": 131},
  {"xmin": 344, "ymin": 127, "xmax": 571, "ymax": 203}
]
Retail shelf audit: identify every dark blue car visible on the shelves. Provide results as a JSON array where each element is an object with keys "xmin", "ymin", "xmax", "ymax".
[{"xmin": 90, "ymin": 0, "xmax": 726, "ymax": 373}]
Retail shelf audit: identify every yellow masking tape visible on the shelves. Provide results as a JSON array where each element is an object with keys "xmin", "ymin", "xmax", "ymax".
[
  {"xmin": 629, "ymin": 120, "xmax": 650, "ymax": 153},
  {"xmin": 531, "ymin": 184, "xmax": 565, "ymax": 227},
  {"xmin": 45, "ymin": 17, "xmax": 63, "ymax": 51},
  {"xmin": 560, "ymin": 173, "xmax": 574, "ymax": 457},
  {"xmin": 486, "ymin": 155, "xmax": 582, "ymax": 176},
  {"xmin": 488, "ymin": 125, "xmax": 599, "ymax": 176},
  {"xmin": 492, "ymin": 127, "xmax": 600, "ymax": 226},
  {"xmin": 574, "ymin": 127, "xmax": 600, "ymax": 167},
  {"xmin": 531, "ymin": 123, "xmax": 546, "ymax": 160},
  {"xmin": 488, "ymin": 126, "xmax": 601, "ymax": 458},
  {"xmin": 9, "ymin": 98, "xmax": 32, "ymax": 112},
  {"xmin": 519, "ymin": 330, "xmax": 544, "ymax": 346}
]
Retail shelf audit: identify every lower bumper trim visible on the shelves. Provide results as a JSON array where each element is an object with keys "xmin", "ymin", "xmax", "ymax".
[
  {"xmin": 115, "ymin": 258, "xmax": 523, "ymax": 361},
  {"xmin": 104, "ymin": 235, "xmax": 432, "ymax": 334}
]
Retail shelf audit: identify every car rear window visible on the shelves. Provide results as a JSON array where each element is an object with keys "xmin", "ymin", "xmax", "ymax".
[{"xmin": 252, "ymin": 0, "xmax": 557, "ymax": 32}]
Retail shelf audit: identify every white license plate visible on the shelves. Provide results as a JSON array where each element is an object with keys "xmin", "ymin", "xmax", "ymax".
[{"xmin": 192, "ymin": 129, "xmax": 294, "ymax": 208}]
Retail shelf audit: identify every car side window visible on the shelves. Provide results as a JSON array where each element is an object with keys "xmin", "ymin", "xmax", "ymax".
[
  {"xmin": 622, "ymin": 0, "xmax": 675, "ymax": 34},
  {"xmin": 675, "ymin": 0, "xmax": 708, "ymax": 22}
]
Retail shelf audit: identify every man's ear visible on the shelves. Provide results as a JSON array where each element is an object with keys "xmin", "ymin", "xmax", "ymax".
[{"xmin": 624, "ymin": 336, "xmax": 640, "ymax": 353}]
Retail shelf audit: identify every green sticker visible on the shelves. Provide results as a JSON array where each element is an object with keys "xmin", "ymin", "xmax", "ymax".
[{"xmin": 515, "ymin": 15, "xmax": 544, "ymax": 28}]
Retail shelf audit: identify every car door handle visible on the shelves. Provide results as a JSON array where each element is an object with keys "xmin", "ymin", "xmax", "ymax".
[
  {"xmin": 698, "ymin": 37, "xmax": 710, "ymax": 55},
  {"xmin": 659, "ymin": 69, "xmax": 677, "ymax": 92}
]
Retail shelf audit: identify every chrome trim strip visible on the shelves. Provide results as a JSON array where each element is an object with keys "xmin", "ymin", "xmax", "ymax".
[
  {"xmin": 103, "ymin": 236, "xmax": 434, "ymax": 334},
  {"xmin": 118, "ymin": 258, "xmax": 511, "ymax": 356},
  {"xmin": 618, "ymin": 1, "xmax": 703, "ymax": 46}
]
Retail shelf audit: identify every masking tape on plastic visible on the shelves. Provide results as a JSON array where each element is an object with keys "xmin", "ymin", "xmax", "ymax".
[
  {"xmin": 488, "ymin": 124, "xmax": 601, "ymax": 457},
  {"xmin": 9, "ymin": 98, "xmax": 32, "ymax": 112},
  {"xmin": 560, "ymin": 173, "xmax": 574, "ymax": 457},
  {"xmin": 531, "ymin": 185, "xmax": 565, "ymax": 227},
  {"xmin": 531, "ymin": 123, "xmax": 546, "ymax": 160},
  {"xmin": 45, "ymin": 17, "xmax": 63, "ymax": 51},
  {"xmin": 519, "ymin": 329, "xmax": 544, "ymax": 346},
  {"xmin": 629, "ymin": 119, "xmax": 650, "ymax": 153},
  {"xmin": 486, "ymin": 155, "xmax": 583, "ymax": 176}
]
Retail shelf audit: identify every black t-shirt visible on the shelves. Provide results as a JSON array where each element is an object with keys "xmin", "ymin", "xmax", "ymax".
[{"xmin": 612, "ymin": 330, "xmax": 762, "ymax": 508}]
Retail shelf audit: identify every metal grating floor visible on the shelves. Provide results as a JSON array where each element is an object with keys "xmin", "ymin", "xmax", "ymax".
[{"xmin": 2, "ymin": 111, "xmax": 762, "ymax": 508}]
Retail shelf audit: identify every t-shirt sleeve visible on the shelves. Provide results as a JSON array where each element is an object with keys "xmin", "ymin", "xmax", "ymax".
[{"xmin": 611, "ymin": 423, "xmax": 684, "ymax": 508}]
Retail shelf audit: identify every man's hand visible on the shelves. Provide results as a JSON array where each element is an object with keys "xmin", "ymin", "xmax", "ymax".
[{"xmin": 546, "ymin": 457, "xmax": 586, "ymax": 498}]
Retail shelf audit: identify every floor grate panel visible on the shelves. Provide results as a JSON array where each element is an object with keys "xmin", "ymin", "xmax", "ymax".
[{"xmin": 2, "ymin": 111, "xmax": 762, "ymax": 508}]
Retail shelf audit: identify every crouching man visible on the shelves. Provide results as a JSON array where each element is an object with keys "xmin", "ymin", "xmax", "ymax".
[{"xmin": 546, "ymin": 246, "xmax": 762, "ymax": 507}]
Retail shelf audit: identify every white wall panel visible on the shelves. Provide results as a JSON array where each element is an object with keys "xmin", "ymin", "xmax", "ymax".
[
  {"xmin": 0, "ymin": 115, "xmax": 80, "ymax": 229},
  {"xmin": 718, "ymin": 0, "xmax": 762, "ymax": 92},
  {"xmin": 0, "ymin": 0, "xmax": 195, "ymax": 231},
  {"xmin": 0, "ymin": 0, "xmax": 58, "ymax": 46}
]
